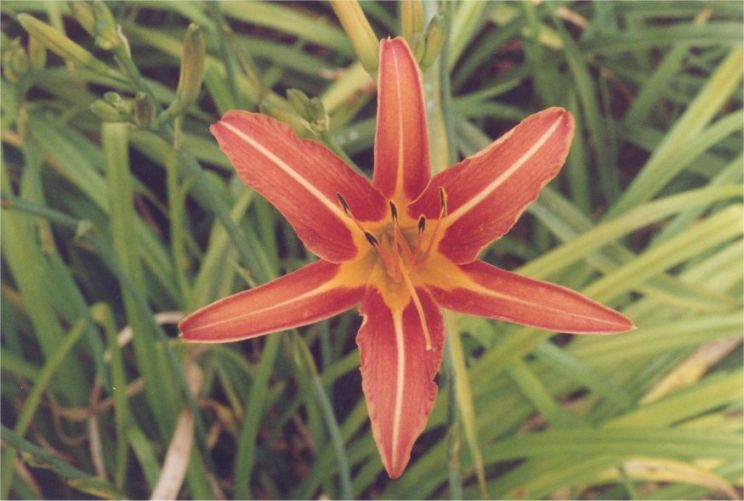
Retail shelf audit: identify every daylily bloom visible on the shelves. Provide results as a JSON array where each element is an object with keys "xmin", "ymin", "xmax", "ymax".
[{"xmin": 180, "ymin": 37, "xmax": 633, "ymax": 479}]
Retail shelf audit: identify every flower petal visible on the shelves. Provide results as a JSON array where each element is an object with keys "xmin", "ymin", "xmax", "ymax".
[
  {"xmin": 427, "ymin": 260, "xmax": 634, "ymax": 334},
  {"xmin": 408, "ymin": 107, "xmax": 575, "ymax": 264},
  {"xmin": 372, "ymin": 37, "xmax": 430, "ymax": 206},
  {"xmin": 212, "ymin": 112, "xmax": 387, "ymax": 263},
  {"xmin": 357, "ymin": 286, "xmax": 444, "ymax": 479},
  {"xmin": 180, "ymin": 260, "xmax": 365, "ymax": 343}
]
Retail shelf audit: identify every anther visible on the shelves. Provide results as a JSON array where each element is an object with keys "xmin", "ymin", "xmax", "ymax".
[
  {"xmin": 439, "ymin": 187, "xmax": 448, "ymax": 216},
  {"xmin": 389, "ymin": 201, "xmax": 398, "ymax": 221},
  {"xmin": 336, "ymin": 193, "xmax": 351, "ymax": 215},
  {"xmin": 418, "ymin": 216, "xmax": 426, "ymax": 233},
  {"xmin": 364, "ymin": 231, "xmax": 379, "ymax": 247}
]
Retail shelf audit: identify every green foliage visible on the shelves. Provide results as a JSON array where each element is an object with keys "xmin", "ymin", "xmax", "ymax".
[{"xmin": 1, "ymin": 1, "xmax": 741, "ymax": 499}]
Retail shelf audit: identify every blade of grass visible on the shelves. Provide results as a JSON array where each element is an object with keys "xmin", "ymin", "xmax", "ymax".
[
  {"xmin": 506, "ymin": 359, "xmax": 576, "ymax": 428},
  {"xmin": 609, "ymin": 48, "xmax": 743, "ymax": 216},
  {"xmin": 219, "ymin": 1, "xmax": 351, "ymax": 56},
  {"xmin": 1, "ymin": 152, "xmax": 87, "ymax": 404},
  {"xmin": 103, "ymin": 122, "xmax": 179, "ymax": 436},
  {"xmin": 553, "ymin": 11, "xmax": 619, "ymax": 204},
  {"xmin": 1, "ymin": 425, "xmax": 125, "ymax": 500},
  {"xmin": 0, "ymin": 318, "xmax": 88, "ymax": 498},
  {"xmin": 289, "ymin": 333, "xmax": 352, "ymax": 499},
  {"xmin": 584, "ymin": 205, "xmax": 742, "ymax": 301}
]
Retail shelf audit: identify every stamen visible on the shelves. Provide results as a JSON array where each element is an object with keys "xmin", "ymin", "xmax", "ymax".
[
  {"xmin": 336, "ymin": 193, "xmax": 351, "ymax": 215},
  {"xmin": 439, "ymin": 187, "xmax": 448, "ymax": 217},
  {"xmin": 389, "ymin": 201, "xmax": 398, "ymax": 221},
  {"xmin": 389, "ymin": 201, "xmax": 413, "ymax": 266},
  {"xmin": 337, "ymin": 191, "xmax": 378, "ymax": 247},
  {"xmin": 414, "ymin": 188, "xmax": 450, "ymax": 269},
  {"xmin": 364, "ymin": 231, "xmax": 379, "ymax": 247},
  {"xmin": 398, "ymin": 260, "xmax": 433, "ymax": 351},
  {"xmin": 412, "ymin": 215, "xmax": 426, "ymax": 263}
]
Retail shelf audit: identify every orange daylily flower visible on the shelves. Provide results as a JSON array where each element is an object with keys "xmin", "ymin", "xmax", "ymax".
[{"xmin": 180, "ymin": 37, "xmax": 633, "ymax": 479}]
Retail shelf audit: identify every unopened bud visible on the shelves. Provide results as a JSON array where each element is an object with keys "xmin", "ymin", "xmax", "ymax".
[
  {"xmin": 104, "ymin": 91, "xmax": 123, "ymax": 107},
  {"xmin": 400, "ymin": 1, "xmax": 424, "ymax": 43},
  {"xmin": 27, "ymin": 36, "xmax": 47, "ymax": 71},
  {"xmin": 17, "ymin": 14, "xmax": 113, "ymax": 74},
  {"xmin": 160, "ymin": 24, "xmax": 205, "ymax": 123},
  {"xmin": 68, "ymin": 2, "xmax": 96, "ymax": 35},
  {"xmin": 329, "ymin": 0, "xmax": 379, "ymax": 74},
  {"xmin": 286, "ymin": 89, "xmax": 312, "ymax": 119},
  {"xmin": 92, "ymin": 1, "xmax": 121, "ymax": 50},
  {"xmin": 420, "ymin": 13, "xmax": 446, "ymax": 70},
  {"xmin": 2, "ymin": 38, "xmax": 30, "ymax": 82},
  {"xmin": 90, "ymin": 99, "xmax": 129, "ymax": 122},
  {"xmin": 133, "ymin": 91, "xmax": 155, "ymax": 129},
  {"xmin": 307, "ymin": 97, "xmax": 330, "ymax": 134},
  {"xmin": 176, "ymin": 25, "xmax": 205, "ymax": 108},
  {"xmin": 259, "ymin": 101, "xmax": 312, "ymax": 137}
]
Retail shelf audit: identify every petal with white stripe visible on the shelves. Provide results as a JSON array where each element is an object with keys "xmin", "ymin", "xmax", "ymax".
[
  {"xmin": 373, "ymin": 37, "xmax": 430, "ymax": 206},
  {"xmin": 180, "ymin": 260, "xmax": 365, "ymax": 343},
  {"xmin": 408, "ymin": 107, "xmax": 575, "ymax": 264},
  {"xmin": 357, "ymin": 286, "xmax": 444, "ymax": 479},
  {"xmin": 427, "ymin": 259, "xmax": 634, "ymax": 334},
  {"xmin": 212, "ymin": 112, "xmax": 387, "ymax": 263}
]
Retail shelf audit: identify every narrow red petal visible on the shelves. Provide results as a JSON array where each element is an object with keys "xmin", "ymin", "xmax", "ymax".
[
  {"xmin": 373, "ymin": 37, "xmax": 430, "ymax": 206},
  {"xmin": 428, "ymin": 260, "xmax": 634, "ymax": 334},
  {"xmin": 408, "ymin": 107, "xmax": 575, "ymax": 264},
  {"xmin": 357, "ymin": 286, "xmax": 444, "ymax": 479},
  {"xmin": 212, "ymin": 112, "xmax": 387, "ymax": 263},
  {"xmin": 180, "ymin": 261, "xmax": 365, "ymax": 343}
]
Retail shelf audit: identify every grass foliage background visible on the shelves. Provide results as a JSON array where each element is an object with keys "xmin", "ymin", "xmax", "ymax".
[{"xmin": 1, "ymin": 1, "xmax": 742, "ymax": 499}]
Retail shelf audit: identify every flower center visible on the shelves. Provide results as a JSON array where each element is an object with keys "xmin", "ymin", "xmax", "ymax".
[{"xmin": 336, "ymin": 190, "xmax": 448, "ymax": 351}]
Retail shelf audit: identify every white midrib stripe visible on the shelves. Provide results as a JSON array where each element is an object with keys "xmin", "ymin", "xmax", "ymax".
[
  {"xmin": 393, "ymin": 50, "xmax": 405, "ymax": 197},
  {"xmin": 222, "ymin": 121, "xmax": 346, "ymax": 220},
  {"xmin": 391, "ymin": 312, "xmax": 406, "ymax": 473},
  {"xmin": 189, "ymin": 285, "xmax": 329, "ymax": 332},
  {"xmin": 470, "ymin": 281, "xmax": 621, "ymax": 327},
  {"xmin": 446, "ymin": 119, "xmax": 562, "ymax": 224}
]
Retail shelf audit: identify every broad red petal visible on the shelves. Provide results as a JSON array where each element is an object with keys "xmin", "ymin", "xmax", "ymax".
[
  {"xmin": 408, "ymin": 107, "xmax": 575, "ymax": 264},
  {"xmin": 372, "ymin": 37, "xmax": 430, "ymax": 206},
  {"xmin": 180, "ymin": 260, "xmax": 365, "ymax": 343},
  {"xmin": 212, "ymin": 112, "xmax": 387, "ymax": 263},
  {"xmin": 357, "ymin": 286, "xmax": 444, "ymax": 479},
  {"xmin": 427, "ymin": 260, "xmax": 633, "ymax": 334}
]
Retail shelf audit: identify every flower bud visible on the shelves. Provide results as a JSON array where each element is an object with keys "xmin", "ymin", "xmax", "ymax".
[
  {"xmin": 400, "ymin": 0, "xmax": 424, "ymax": 43},
  {"xmin": 103, "ymin": 91, "xmax": 127, "ymax": 112},
  {"xmin": 286, "ymin": 89, "xmax": 312, "ymax": 119},
  {"xmin": 420, "ymin": 13, "xmax": 446, "ymax": 70},
  {"xmin": 2, "ymin": 38, "xmax": 30, "ymax": 82},
  {"xmin": 133, "ymin": 91, "xmax": 155, "ymax": 129},
  {"xmin": 176, "ymin": 25, "xmax": 205, "ymax": 107},
  {"xmin": 329, "ymin": 0, "xmax": 379, "ymax": 74},
  {"xmin": 92, "ymin": 1, "xmax": 122, "ymax": 50},
  {"xmin": 160, "ymin": 24, "xmax": 205, "ymax": 122},
  {"xmin": 259, "ymin": 101, "xmax": 312, "ymax": 137},
  {"xmin": 90, "ymin": 99, "xmax": 129, "ymax": 122},
  {"xmin": 68, "ymin": 2, "xmax": 96, "ymax": 36},
  {"xmin": 307, "ymin": 97, "xmax": 330, "ymax": 134},
  {"xmin": 17, "ymin": 14, "xmax": 112, "ymax": 74}
]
